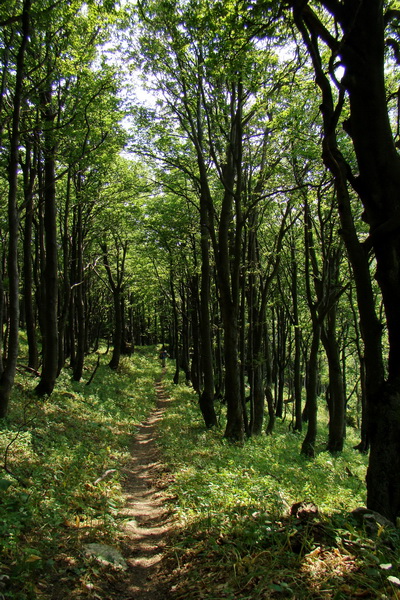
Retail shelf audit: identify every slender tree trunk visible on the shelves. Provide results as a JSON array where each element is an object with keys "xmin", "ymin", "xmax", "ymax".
[
  {"xmin": 239, "ymin": 267, "xmax": 250, "ymax": 436},
  {"xmin": 35, "ymin": 72, "xmax": 59, "ymax": 396},
  {"xmin": 101, "ymin": 241, "xmax": 127, "ymax": 371},
  {"xmin": 189, "ymin": 275, "xmax": 201, "ymax": 394},
  {"xmin": 198, "ymin": 184, "xmax": 218, "ymax": 426},
  {"xmin": 301, "ymin": 197, "xmax": 322, "ymax": 457},
  {"xmin": 22, "ymin": 139, "xmax": 39, "ymax": 371},
  {"xmin": 322, "ymin": 306, "xmax": 346, "ymax": 453},
  {"xmin": 301, "ymin": 324, "xmax": 321, "ymax": 457},
  {"xmin": 221, "ymin": 303, "xmax": 243, "ymax": 440},
  {"xmin": 214, "ymin": 303, "xmax": 224, "ymax": 400},
  {"xmin": 251, "ymin": 363, "xmax": 263, "ymax": 434},
  {"xmin": 291, "ymin": 243, "xmax": 303, "ymax": 432},
  {"xmin": 247, "ymin": 224, "xmax": 261, "ymax": 436},
  {"xmin": 275, "ymin": 307, "xmax": 287, "ymax": 419},
  {"xmin": 265, "ymin": 385, "xmax": 276, "ymax": 436},
  {"xmin": 170, "ymin": 274, "xmax": 180, "ymax": 384},
  {"xmin": 180, "ymin": 282, "xmax": 191, "ymax": 383},
  {"xmin": 0, "ymin": 0, "xmax": 30, "ymax": 416},
  {"xmin": 109, "ymin": 289, "xmax": 122, "ymax": 370},
  {"xmin": 0, "ymin": 267, "xmax": 4, "ymax": 376},
  {"xmin": 72, "ymin": 183, "xmax": 85, "ymax": 381},
  {"xmin": 58, "ymin": 170, "xmax": 72, "ymax": 374}
]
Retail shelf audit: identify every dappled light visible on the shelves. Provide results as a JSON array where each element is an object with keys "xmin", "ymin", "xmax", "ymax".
[{"xmin": 1, "ymin": 0, "xmax": 400, "ymax": 597}]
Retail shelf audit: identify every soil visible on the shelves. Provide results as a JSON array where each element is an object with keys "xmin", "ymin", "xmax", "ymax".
[{"xmin": 112, "ymin": 373, "xmax": 175, "ymax": 600}]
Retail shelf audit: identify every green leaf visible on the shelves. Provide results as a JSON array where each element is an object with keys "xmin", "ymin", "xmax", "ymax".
[{"xmin": 0, "ymin": 478, "xmax": 12, "ymax": 491}]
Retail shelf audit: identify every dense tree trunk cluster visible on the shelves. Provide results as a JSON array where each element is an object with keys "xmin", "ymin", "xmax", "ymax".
[
  {"xmin": 1, "ymin": 0, "xmax": 400, "ymax": 523},
  {"xmin": 0, "ymin": 0, "xmax": 143, "ymax": 408},
  {"xmin": 288, "ymin": 0, "xmax": 400, "ymax": 525}
]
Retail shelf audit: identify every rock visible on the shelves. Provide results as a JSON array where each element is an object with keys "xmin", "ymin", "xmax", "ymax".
[
  {"xmin": 351, "ymin": 507, "xmax": 394, "ymax": 527},
  {"xmin": 84, "ymin": 543, "xmax": 128, "ymax": 570},
  {"xmin": 351, "ymin": 507, "xmax": 395, "ymax": 536},
  {"xmin": 290, "ymin": 501, "xmax": 319, "ymax": 520}
]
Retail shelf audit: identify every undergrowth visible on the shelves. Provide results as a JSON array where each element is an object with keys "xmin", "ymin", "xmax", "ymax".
[
  {"xmin": 158, "ymin": 378, "xmax": 400, "ymax": 600},
  {"xmin": 2, "ymin": 349, "xmax": 400, "ymax": 600},
  {"xmin": 0, "ymin": 342, "xmax": 160, "ymax": 599}
]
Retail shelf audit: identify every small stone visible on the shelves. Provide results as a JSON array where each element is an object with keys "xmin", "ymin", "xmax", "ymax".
[
  {"xmin": 84, "ymin": 543, "xmax": 128, "ymax": 570},
  {"xmin": 387, "ymin": 576, "xmax": 400, "ymax": 588}
]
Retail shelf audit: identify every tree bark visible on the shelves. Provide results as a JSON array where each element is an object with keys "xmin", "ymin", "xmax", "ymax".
[
  {"xmin": 170, "ymin": 273, "xmax": 180, "ymax": 384},
  {"xmin": 72, "ymin": 177, "xmax": 85, "ymax": 381},
  {"xmin": 109, "ymin": 288, "xmax": 123, "ymax": 370},
  {"xmin": 57, "ymin": 170, "xmax": 72, "ymax": 374},
  {"xmin": 291, "ymin": 241, "xmax": 303, "ymax": 432},
  {"xmin": 0, "ymin": 0, "xmax": 30, "ymax": 416},
  {"xmin": 35, "ymin": 77, "xmax": 59, "ymax": 397},
  {"xmin": 290, "ymin": 0, "xmax": 400, "ymax": 520},
  {"xmin": 180, "ymin": 282, "xmax": 191, "ymax": 383},
  {"xmin": 22, "ymin": 137, "xmax": 39, "ymax": 371},
  {"xmin": 189, "ymin": 275, "xmax": 201, "ymax": 394},
  {"xmin": 322, "ymin": 305, "xmax": 346, "ymax": 453},
  {"xmin": 301, "ymin": 324, "xmax": 321, "ymax": 457},
  {"xmin": 100, "ymin": 241, "xmax": 127, "ymax": 371}
]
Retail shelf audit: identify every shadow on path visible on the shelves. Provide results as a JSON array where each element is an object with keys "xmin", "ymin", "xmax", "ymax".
[{"xmin": 114, "ymin": 370, "xmax": 174, "ymax": 600}]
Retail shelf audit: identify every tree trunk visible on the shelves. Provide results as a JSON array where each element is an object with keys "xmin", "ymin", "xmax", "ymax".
[
  {"xmin": 214, "ymin": 304, "xmax": 224, "ymax": 400},
  {"xmin": 239, "ymin": 268, "xmax": 250, "ymax": 436},
  {"xmin": 264, "ymin": 323, "xmax": 275, "ymax": 435},
  {"xmin": 341, "ymin": 4, "xmax": 400, "ymax": 521},
  {"xmin": 366, "ymin": 384, "xmax": 400, "ymax": 522},
  {"xmin": 0, "ymin": 266, "xmax": 4, "ymax": 376},
  {"xmin": 180, "ymin": 282, "xmax": 191, "ymax": 383},
  {"xmin": 0, "ymin": 0, "xmax": 30, "ymax": 416},
  {"xmin": 177, "ymin": 67, "xmax": 219, "ymax": 425},
  {"xmin": 322, "ymin": 306, "xmax": 346, "ymax": 453},
  {"xmin": 170, "ymin": 274, "xmax": 180, "ymax": 384},
  {"xmin": 57, "ymin": 170, "xmax": 72, "ymax": 374},
  {"xmin": 222, "ymin": 304, "xmax": 244, "ymax": 441},
  {"xmin": 189, "ymin": 275, "xmax": 201, "ymax": 394},
  {"xmin": 290, "ymin": 0, "xmax": 400, "ymax": 520},
  {"xmin": 35, "ymin": 72, "xmax": 59, "ymax": 396},
  {"xmin": 290, "ymin": 242, "xmax": 303, "ymax": 432},
  {"xmin": 109, "ymin": 288, "xmax": 122, "ymax": 370},
  {"xmin": 100, "ymin": 241, "xmax": 127, "ymax": 371},
  {"xmin": 22, "ymin": 138, "xmax": 39, "ymax": 371},
  {"xmin": 72, "ymin": 182, "xmax": 85, "ymax": 381},
  {"xmin": 198, "ymin": 170, "xmax": 218, "ymax": 426},
  {"xmin": 301, "ymin": 324, "xmax": 321, "ymax": 457},
  {"xmin": 252, "ymin": 363, "xmax": 265, "ymax": 435}
]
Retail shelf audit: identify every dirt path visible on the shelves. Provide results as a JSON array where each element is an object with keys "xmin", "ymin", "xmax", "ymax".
[{"xmin": 113, "ymin": 373, "xmax": 174, "ymax": 600}]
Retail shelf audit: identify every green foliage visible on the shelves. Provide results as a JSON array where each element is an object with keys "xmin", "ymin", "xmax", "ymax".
[
  {"xmin": 1, "ymin": 349, "xmax": 399, "ymax": 599},
  {"xmin": 159, "ymin": 382, "xmax": 367, "ymax": 523},
  {"xmin": 157, "ymin": 380, "xmax": 400, "ymax": 599},
  {"xmin": 0, "ymin": 345, "xmax": 160, "ymax": 598}
]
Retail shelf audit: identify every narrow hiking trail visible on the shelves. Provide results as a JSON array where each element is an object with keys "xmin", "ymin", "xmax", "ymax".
[{"xmin": 108, "ymin": 372, "xmax": 174, "ymax": 600}]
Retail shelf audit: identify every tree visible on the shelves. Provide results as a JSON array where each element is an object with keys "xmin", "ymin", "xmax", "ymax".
[
  {"xmin": 26, "ymin": 0, "xmax": 123, "ymax": 388},
  {"xmin": 287, "ymin": 0, "xmax": 400, "ymax": 521},
  {"xmin": 34, "ymin": 34, "xmax": 59, "ymax": 396},
  {"xmin": 0, "ymin": 0, "xmax": 31, "ymax": 417},
  {"xmin": 133, "ymin": 0, "xmax": 299, "ymax": 440}
]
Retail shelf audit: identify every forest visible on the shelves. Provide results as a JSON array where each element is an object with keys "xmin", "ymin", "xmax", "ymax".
[{"xmin": 1, "ymin": 0, "xmax": 400, "ymax": 598}]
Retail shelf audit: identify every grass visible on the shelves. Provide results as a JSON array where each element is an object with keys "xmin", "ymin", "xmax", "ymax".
[
  {"xmin": 157, "ymin": 376, "xmax": 400, "ymax": 600},
  {"xmin": 0, "ymin": 343, "xmax": 160, "ymax": 599},
  {"xmin": 2, "ymin": 348, "xmax": 400, "ymax": 599}
]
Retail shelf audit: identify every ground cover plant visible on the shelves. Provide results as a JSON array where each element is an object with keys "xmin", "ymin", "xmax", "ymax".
[
  {"xmin": 2, "ymin": 348, "xmax": 400, "ymax": 600},
  {"xmin": 158, "ymin": 375, "xmax": 400, "ymax": 600},
  {"xmin": 0, "ymin": 343, "xmax": 160, "ymax": 599}
]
